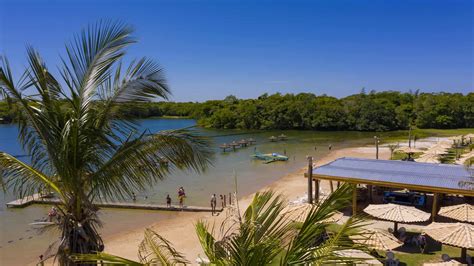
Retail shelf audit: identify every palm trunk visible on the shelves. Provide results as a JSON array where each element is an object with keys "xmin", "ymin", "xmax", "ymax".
[{"xmin": 57, "ymin": 199, "xmax": 103, "ymax": 265}]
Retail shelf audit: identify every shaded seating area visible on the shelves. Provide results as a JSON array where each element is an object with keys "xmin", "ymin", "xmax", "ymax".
[
  {"xmin": 307, "ymin": 157, "xmax": 474, "ymax": 219},
  {"xmin": 305, "ymin": 157, "xmax": 474, "ymax": 264}
]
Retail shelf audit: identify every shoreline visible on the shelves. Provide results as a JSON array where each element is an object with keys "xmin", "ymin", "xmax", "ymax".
[{"xmin": 99, "ymin": 144, "xmax": 392, "ymax": 265}]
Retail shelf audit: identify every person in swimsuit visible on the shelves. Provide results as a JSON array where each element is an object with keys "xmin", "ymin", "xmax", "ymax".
[{"xmin": 178, "ymin": 187, "xmax": 186, "ymax": 208}]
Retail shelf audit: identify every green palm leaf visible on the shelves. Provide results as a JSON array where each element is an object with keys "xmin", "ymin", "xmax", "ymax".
[{"xmin": 138, "ymin": 228, "xmax": 189, "ymax": 265}]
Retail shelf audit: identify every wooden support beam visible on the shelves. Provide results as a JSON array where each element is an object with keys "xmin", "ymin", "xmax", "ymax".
[
  {"xmin": 352, "ymin": 185, "xmax": 357, "ymax": 216},
  {"xmin": 315, "ymin": 179, "xmax": 320, "ymax": 203},
  {"xmin": 307, "ymin": 156, "xmax": 313, "ymax": 204},
  {"xmin": 368, "ymin": 185, "xmax": 373, "ymax": 202},
  {"xmin": 330, "ymin": 181, "xmax": 334, "ymax": 193},
  {"xmin": 432, "ymin": 193, "xmax": 439, "ymax": 222}
]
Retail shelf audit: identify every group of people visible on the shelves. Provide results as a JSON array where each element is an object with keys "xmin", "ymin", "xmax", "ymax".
[
  {"xmin": 165, "ymin": 186, "xmax": 186, "ymax": 208},
  {"xmin": 210, "ymin": 194, "xmax": 227, "ymax": 215}
]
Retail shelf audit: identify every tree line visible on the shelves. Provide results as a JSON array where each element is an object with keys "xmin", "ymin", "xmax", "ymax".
[{"xmin": 1, "ymin": 91, "xmax": 473, "ymax": 131}]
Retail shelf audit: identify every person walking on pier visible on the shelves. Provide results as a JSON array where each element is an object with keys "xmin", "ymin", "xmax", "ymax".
[
  {"xmin": 178, "ymin": 187, "xmax": 186, "ymax": 208},
  {"xmin": 210, "ymin": 194, "xmax": 217, "ymax": 216},
  {"xmin": 166, "ymin": 194, "xmax": 171, "ymax": 208}
]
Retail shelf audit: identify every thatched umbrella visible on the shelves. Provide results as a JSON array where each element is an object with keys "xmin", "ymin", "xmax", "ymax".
[
  {"xmin": 396, "ymin": 146, "xmax": 424, "ymax": 153},
  {"xmin": 364, "ymin": 203, "xmax": 430, "ymax": 232},
  {"xmin": 283, "ymin": 203, "xmax": 343, "ymax": 223},
  {"xmin": 423, "ymin": 260, "xmax": 463, "ymax": 266},
  {"xmin": 350, "ymin": 229, "xmax": 403, "ymax": 251},
  {"xmin": 424, "ymin": 222, "xmax": 474, "ymax": 262},
  {"xmin": 416, "ymin": 154, "xmax": 440, "ymax": 163},
  {"xmin": 438, "ymin": 204, "xmax": 474, "ymax": 223},
  {"xmin": 333, "ymin": 249, "xmax": 382, "ymax": 265}
]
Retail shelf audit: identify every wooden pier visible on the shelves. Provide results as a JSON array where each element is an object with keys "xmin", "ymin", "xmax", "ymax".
[
  {"xmin": 6, "ymin": 194, "xmax": 222, "ymax": 213},
  {"xmin": 219, "ymin": 138, "xmax": 256, "ymax": 152}
]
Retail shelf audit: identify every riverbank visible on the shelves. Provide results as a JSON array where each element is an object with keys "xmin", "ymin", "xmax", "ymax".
[{"xmin": 99, "ymin": 144, "xmax": 392, "ymax": 265}]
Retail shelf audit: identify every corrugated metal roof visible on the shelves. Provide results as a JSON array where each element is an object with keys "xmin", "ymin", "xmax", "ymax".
[{"xmin": 312, "ymin": 157, "xmax": 474, "ymax": 195}]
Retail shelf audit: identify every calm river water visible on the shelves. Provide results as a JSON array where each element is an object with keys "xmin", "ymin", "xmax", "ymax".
[{"xmin": 0, "ymin": 118, "xmax": 395, "ymax": 265}]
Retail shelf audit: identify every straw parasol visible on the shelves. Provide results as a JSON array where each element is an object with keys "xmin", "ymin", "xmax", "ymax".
[
  {"xmin": 415, "ymin": 154, "xmax": 440, "ymax": 163},
  {"xmin": 423, "ymin": 260, "xmax": 463, "ymax": 266},
  {"xmin": 424, "ymin": 222, "xmax": 474, "ymax": 261},
  {"xmin": 438, "ymin": 203, "xmax": 474, "ymax": 223},
  {"xmin": 350, "ymin": 229, "xmax": 403, "ymax": 251},
  {"xmin": 396, "ymin": 146, "xmax": 424, "ymax": 153},
  {"xmin": 333, "ymin": 249, "xmax": 383, "ymax": 265},
  {"xmin": 283, "ymin": 203, "xmax": 343, "ymax": 223},
  {"xmin": 364, "ymin": 203, "xmax": 430, "ymax": 232}
]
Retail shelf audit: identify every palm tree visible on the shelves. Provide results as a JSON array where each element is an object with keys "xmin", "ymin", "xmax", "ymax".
[
  {"xmin": 71, "ymin": 184, "xmax": 368, "ymax": 265},
  {"xmin": 387, "ymin": 144, "xmax": 399, "ymax": 160},
  {"xmin": 0, "ymin": 21, "xmax": 212, "ymax": 264}
]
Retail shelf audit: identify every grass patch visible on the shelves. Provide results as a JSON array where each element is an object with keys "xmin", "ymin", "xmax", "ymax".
[
  {"xmin": 395, "ymin": 242, "xmax": 472, "ymax": 266},
  {"xmin": 391, "ymin": 151, "xmax": 423, "ymax": 161}
]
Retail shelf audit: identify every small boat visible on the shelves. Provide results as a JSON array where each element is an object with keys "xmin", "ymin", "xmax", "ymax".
[
  {"xmin": 251, "ymin": 152, "xmax": 289, "ymax": 164},
  {"xmin": 269, "ymin": 136, "xmax": 277, "ymax": 142}
]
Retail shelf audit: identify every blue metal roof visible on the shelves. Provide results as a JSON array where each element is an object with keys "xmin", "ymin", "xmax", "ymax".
[{"xmin": 312, "ymin": 157, "xmax": 474, "ymax": 195}]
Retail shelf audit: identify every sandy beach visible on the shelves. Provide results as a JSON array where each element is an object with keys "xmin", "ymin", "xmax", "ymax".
[{"xmin": 101, "ymin": 145, "xmax": 392, "ymax": 264}]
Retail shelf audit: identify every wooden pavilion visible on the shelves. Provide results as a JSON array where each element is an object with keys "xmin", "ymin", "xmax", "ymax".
[{"xmin": 305, "ymin": 157, "xmax": 474, "ymax": 221}]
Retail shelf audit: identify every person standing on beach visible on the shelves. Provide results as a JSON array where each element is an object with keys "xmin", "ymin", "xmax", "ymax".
[
  {"xmin": 178, "ymin": 187, "xmax": 186, "ymax": 208},
  {"xmin": 210, "ymin": 194, "xmax": 217, "ymax": 216},
  {"xmin": 220, "ymin": 194, "xmax": 224, "ymax": 208},
  {"xmin": 166, "ymin": 194, "xmax": 171, "ymax": 208}
]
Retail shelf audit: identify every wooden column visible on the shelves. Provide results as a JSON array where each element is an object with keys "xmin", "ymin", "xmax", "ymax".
[
  {"xmin": 368, "ymin": 185, "xmax": 373, "ymax": 202},
  {"xmin": 352, "ymin": 185, "xmax": 357, "ymax": 215},
  {"xmin": 315, "ymin": 179, "xmax": 320, "ymax": 203},
  {"xmin": 432, "ymin": 193, "xmax": 439, "ymax": 222},
  {"xmin": 329, "ymin": 181, "xmax": 334, "ymax": 193},
  {"xmin": 307, "ymin": 156, "xmax": 313, "ymax": 204}
]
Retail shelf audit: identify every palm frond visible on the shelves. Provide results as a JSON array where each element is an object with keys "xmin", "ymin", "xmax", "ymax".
[
  {"xmin": 88, "ymin": 129, "xmax": 212, "ymax": 201},
  {"xmin": 63, "ymin": 20, "xmax": 135, "ymax": 110},
  {"xmin": 0, "ymin": 152, "xmax": 62, "ymax": 198},
  {"xmin": 138, "ymin": 228, "xmax": 189, "ymax": 265},
  {"xmin": 70, "ymin": 252, "xmax": 144, "ymax": 265},
  {"xmin": 195, "ymin": 220, "xmax": 227, "ymax": 264},
  {"xmin": 281, "ymin": 184, "xmax": 361, "ymax": 264},
  {"xmin": 310, "ymin": 216, "xmax": 369, "ymax": 265}
]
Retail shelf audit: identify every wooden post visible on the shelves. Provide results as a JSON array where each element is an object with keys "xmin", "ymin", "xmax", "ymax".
[
  {"xmin": 408, "ymin": 126, "xmax": 412, "ymax": 148},
  {"xmin": 307, "ymin": 156, "xmax": 313, "ymax": 204},
  {"xmin": 368, "ymin": 185, "xmax": 373, "ymax": 202},
  {"xmin": 330, "ymin": 181, "xmax": 334, "ymax": 193},
  {"xmin": 352, "ymin": 185, "xmax": 357, "ymax": 215},
  {"xmin": 461, "ymin": 248, "xmax": 467, "ymax": 263},
  {"xmin": 374, "ymin": 136, "xmax": 379, "ymax": 160},
  {"xmin": 229, "ymin": 193, "xmax": 232, "ymax": 205},
  {"xmin": 314, "ymin": 179, "xmax": 320, "ymax": 203},
  {"xmin": 432, "ymin": 193, "xmax": 439, "ymax": 222},
  {"xmin": 224, "ymin": 195, "xmax": 226, "ymax": 207}
]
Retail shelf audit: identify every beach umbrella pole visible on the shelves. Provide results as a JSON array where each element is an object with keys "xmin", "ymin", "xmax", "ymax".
[
  {"xmin": 461, "ymin": 247, "xmax": 467, "ymax": 262},
  {"xmin": 394, "ymin": 222, "xmax": 398, "ymax": 234}
]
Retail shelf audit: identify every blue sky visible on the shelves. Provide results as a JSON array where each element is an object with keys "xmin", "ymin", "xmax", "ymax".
[{"xmin": 0, "ymin": 0, "xmax": 472, "ymax": 101}]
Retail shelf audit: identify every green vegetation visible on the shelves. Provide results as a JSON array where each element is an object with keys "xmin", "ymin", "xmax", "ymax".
[
  {"xmin": 73, "ymin": 185, "xmax": 369, "ymax": 265},
  {"xmin": 0, "ymin": 22, "xmax": 212, "ymax": 264},
  {"xmin": 2, "ymin": 91, "xmax": 473, "ymax": 132},
  {"xmin": 391, "ymin": 151, "xmax": 423, "ymax": 161}
]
